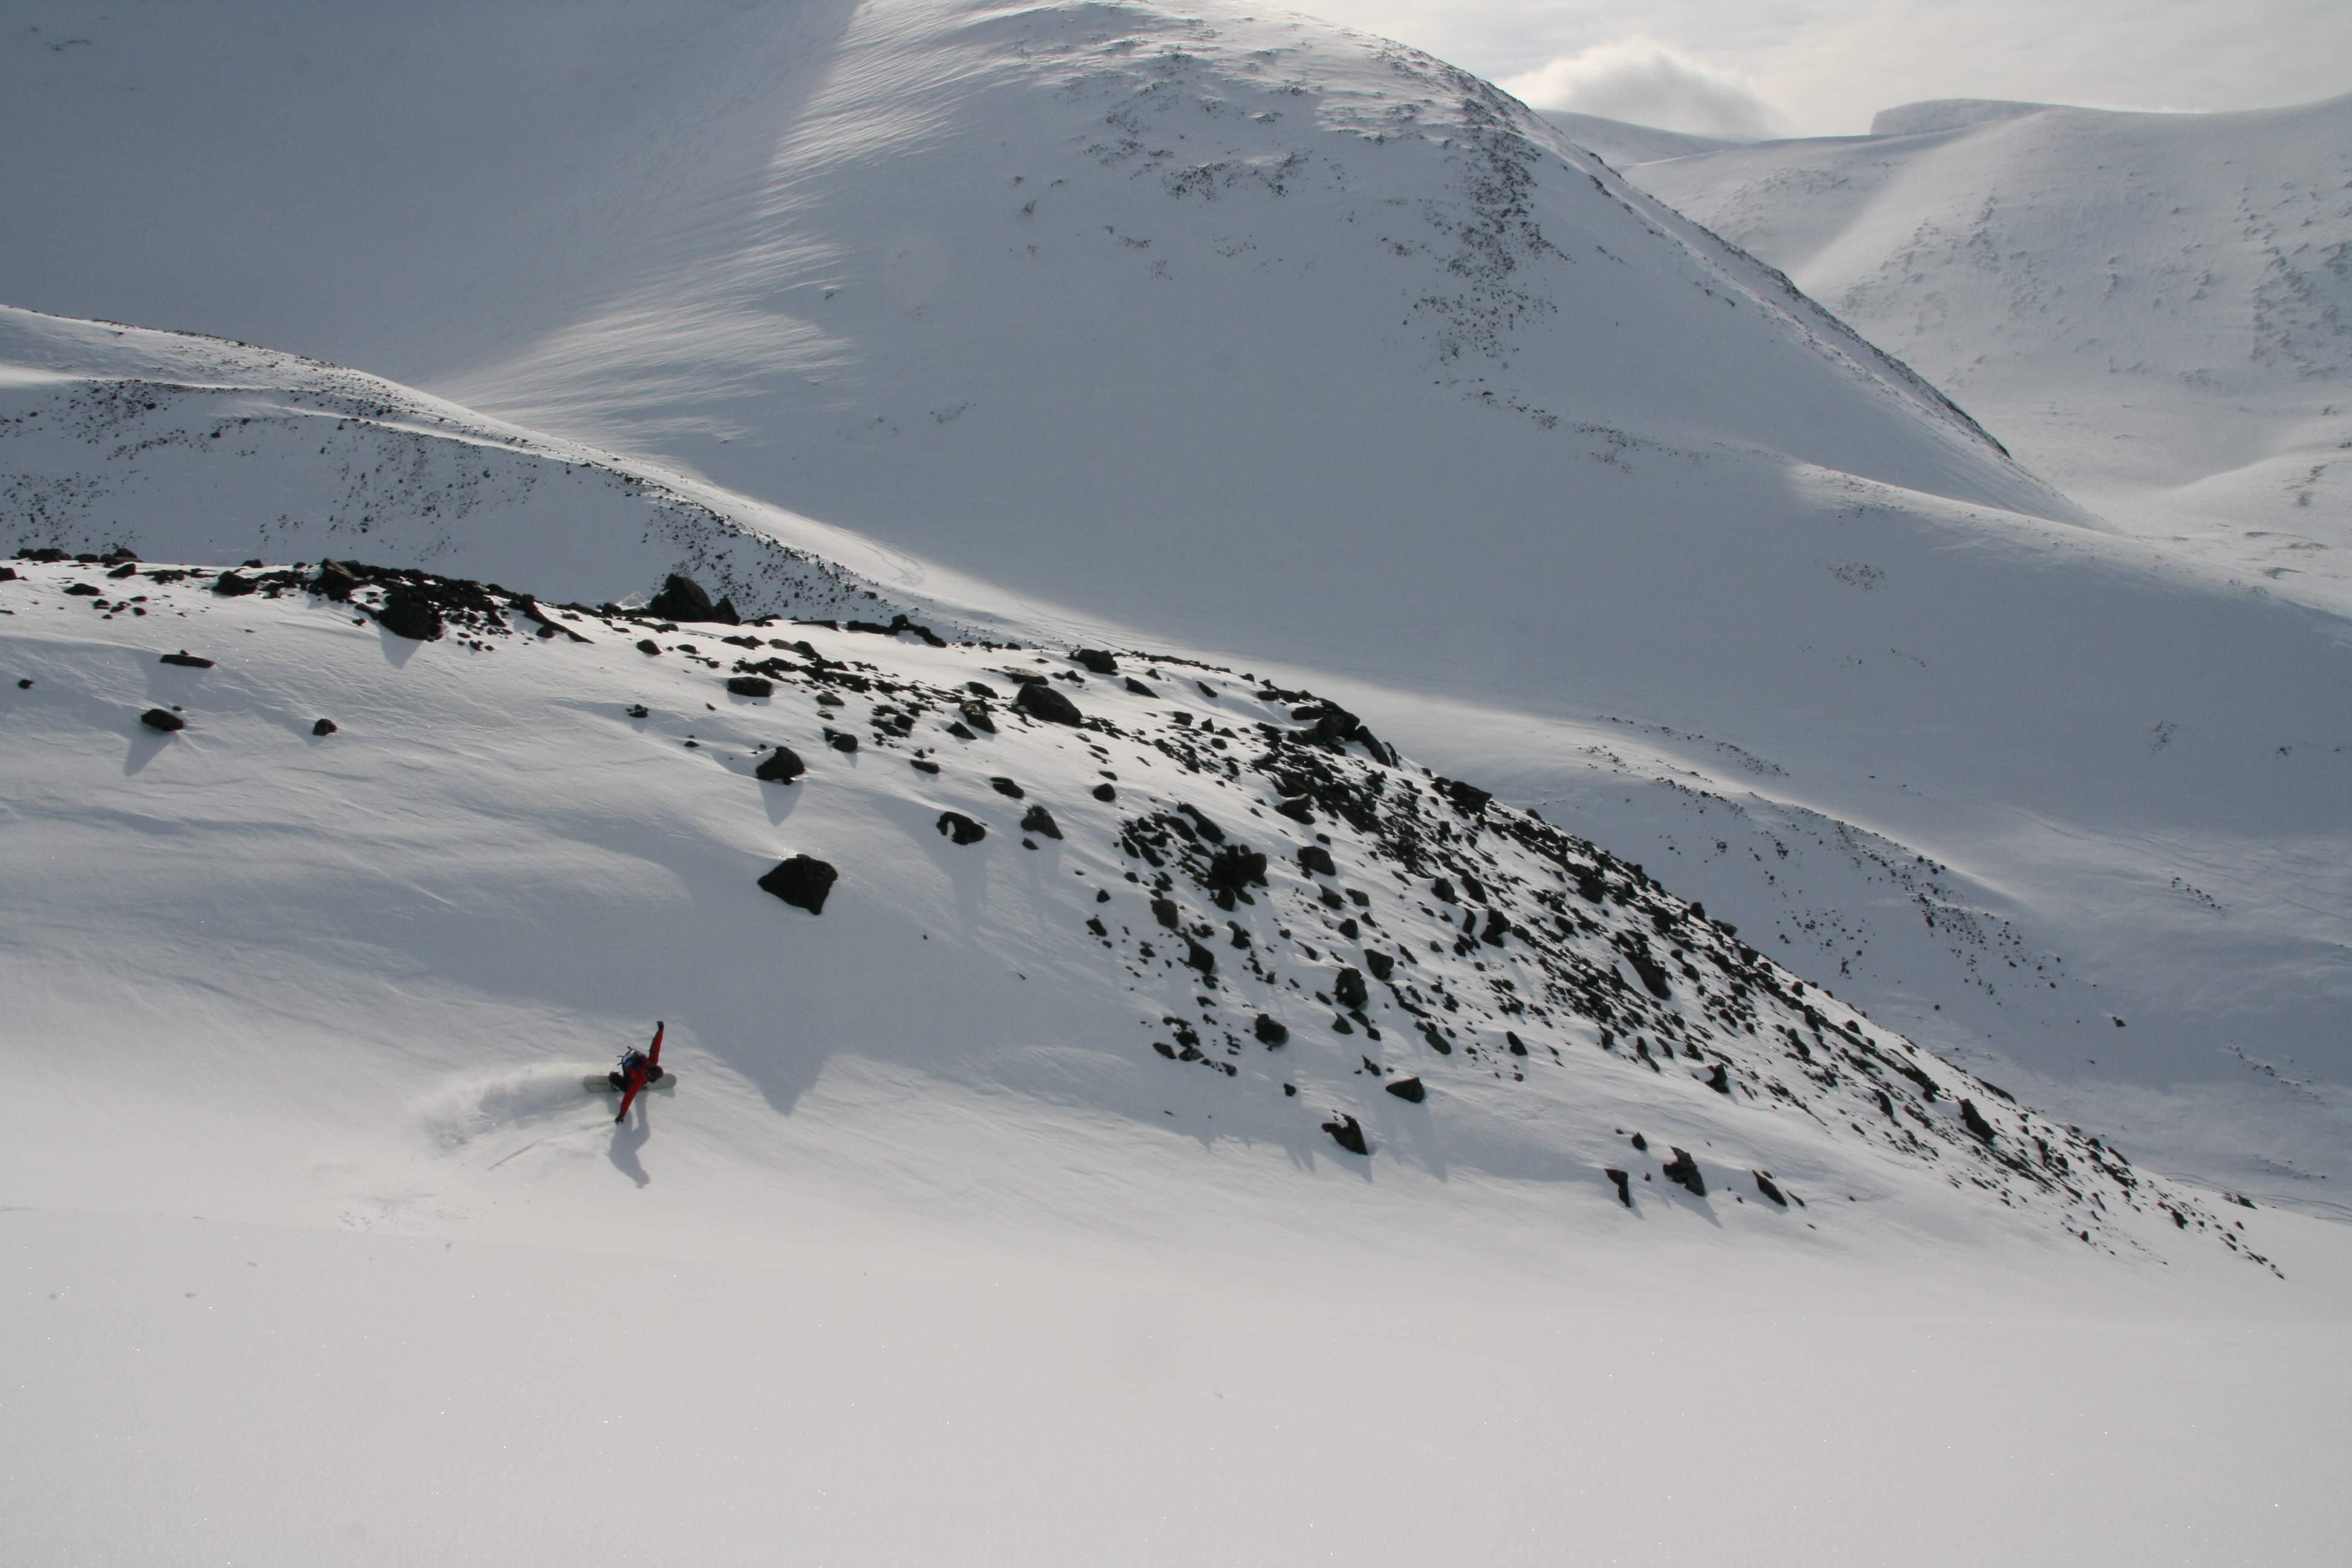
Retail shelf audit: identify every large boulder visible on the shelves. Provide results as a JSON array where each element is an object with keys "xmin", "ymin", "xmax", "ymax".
[
  {"xmin": 754, "ymin": 745, "xmax": 806, "ymax": 783},
  {"xmin": 1012, "ymin": 681, "xmax": 1082, "ymax": 725},
  {"xmin": 757, "ymin": 854, "xmax": 837, "ymax": 915},
  {"xmin": 645, "ymin": 573, "xmax": 740, "ymax": 625},
  {"xmin": 375, "ymin": 590, "xmax": 443, "ymax": 641}
]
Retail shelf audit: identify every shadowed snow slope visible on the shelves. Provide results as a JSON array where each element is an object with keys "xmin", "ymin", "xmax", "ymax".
[{"xmin": 1629, "ymin": 93, "xmax": 2352, "ymax": 612}]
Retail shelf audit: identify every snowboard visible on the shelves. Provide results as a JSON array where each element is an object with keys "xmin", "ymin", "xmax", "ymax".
[{"xmin": 584, "ymin": 1071, "xmax": 678, "ymax": 1094}]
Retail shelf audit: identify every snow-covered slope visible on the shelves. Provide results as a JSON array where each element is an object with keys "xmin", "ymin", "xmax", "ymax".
[
  {"xmin": 5, "ymin": 2, "xmax": 2351, "ymax": 1209},
  {"xmin": 10, "ymin": 301, "xmax": 2348, "ymax": 1213},
  {"xmin": 1630, "ymin": 93, "xmax": 2352, "ymax": 609},
  {"xmin": 1538, "ymin": 109, "xmax": 1742, "ymax": 168},
  {"xmin": 7, "ymin": 550, "xmax": 2342, "ymax": 1564}
]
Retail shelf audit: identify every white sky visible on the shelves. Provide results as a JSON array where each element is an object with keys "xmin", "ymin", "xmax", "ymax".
[{"xmin": 1292, "ymin": 0, "xmax": 2352, "ymax": 137}]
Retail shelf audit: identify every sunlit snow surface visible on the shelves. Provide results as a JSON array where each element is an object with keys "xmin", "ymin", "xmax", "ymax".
[
  {"xmin": 4, "ymin": 558, "xmax": 2345, "ymax": 1564},
  {"xmin": 1, "ymin": 4, "xmax": 2349, "ymax": 1558}
]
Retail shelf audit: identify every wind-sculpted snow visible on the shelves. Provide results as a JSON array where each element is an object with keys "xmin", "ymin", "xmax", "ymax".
[{"xmin": 0, "ymin": 550, "xmax": 2274, "ymax": 1272}]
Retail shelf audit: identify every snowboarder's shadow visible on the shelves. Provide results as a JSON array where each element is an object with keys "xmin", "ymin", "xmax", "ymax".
[{"xmin": 609, "ymin": 1111, "xmax": 653, "ymax": 1187}]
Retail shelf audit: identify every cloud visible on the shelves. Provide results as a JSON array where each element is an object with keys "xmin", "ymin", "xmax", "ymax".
[{"xmin": 1498, "ymin": 36, "xmax": 1780, "ymax": 139}]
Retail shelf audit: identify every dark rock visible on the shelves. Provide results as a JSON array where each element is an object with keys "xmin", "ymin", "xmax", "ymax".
[
  {"xmin": 375, "ymin": 591, "xmax": 443, "ymax": 641},
  {"xmin": 1177, "ymin": 804, "xmax": 1224, "ymax": 843},
  {"xmin": 825, "ymin": 730, "xmax": 858, "ymax": 753},
  {"xmin": 1337, "ymin": 917, "xmax": 1359, "ymax": 939},
  {"xmin": 1417, "ymin": 1020, "xmax": 1451, "ymax": 1054},
  {"xmin": 1504, "ymin": 1030, "xmax": 1527, "ymax": 1056},
  {"xmin": 1365, "ymin": 951, "xmax": 1393, "ymax": 981},
  {"xmin": 106, "ymin": 563, "xmax": 138, "ymax": 579},
  {"xmin": 1959, "ymin": 1099, "xmax": 1998, "ymax": 1143},
  {"xmin": 1458, "ymin": 874, "xmax": 1487, "ymax": 903},
  {"xmin": 1153, "ymin": 1041, "xmax": 1177, "ymax": 1058},
  {"xmin": 1753, "ymin": 1172, "xmax": 1788, "ymax": 1206},
  {"xmin": 626, "ymin": 705, "xmax": 650, "ymax": 718},
  {"xmin": 727, "ymin": 676, "xmax": 774, "ymax": 699},
  {"xmin": 1151, "ymin": 898, "xmax": 1180, "ymax": 929},
  {"xmin": 1013, "ymin": 681, "xmax": 1082, "ymax": 725},
  {"xmin": 946, "ymin": 721, "xmax": 977, "ymax": 741},
  {"xmin": 1092, "ymin": 782, "xmax": 1116, "ymax": 802},
  {"xmin": 1204, "ymin": 845, "xmax": 1267, "ymax": 897},
  {"xmin": 1661, "ymin": 1148, "xmax": 1706, "ymax": 1197},
  {"xmin": 1440, "ymin": 778, "xmax": 1491, "ymax": 814},
  {"xmin": 1095, "ymin": 888, "xmax": 1110, "ymax": 903},
  {"xmin": 990, "ymin": 776, "xmax": 1025, "ymax": 799},
  {"xmin": 1480, "ymin": 909, "xmax": 1510, "ymax": 947},
  {"xmin": 910, "ymin": 759, "xmax": 941, "ymax": 774},
  {"xmin": 1605, "ymin": 1169, "xmax": 1633, "ymax": 1207},
  {"xmin": 311, "ymin": 718, "xmax": 337, "ymax": 736},
  {"xmin": 1703, "ymin": 1062, "xmax": 1731, "ymax": 1094},
  {"xmin": 645, "ymin": 574, "xmax": 739, "ymax": 624},
  {"xmin": 1429, "ymin": 877, "xmax": 1456, "ymax": 904},
  {"xmin": 959, "ymin": 703, "xmax": 996, "ymax": 734},
  {"xmin": 1073, "ymin": 648, "xmax": 1118, "ymax": 675},
  {"xmin": 1254, "ymin": 1014, "xmax": 1289, "ymax": 1046},
  {"xmin": 936, "ymin": 811, "xmax": 986, "ymax": 845},
  {"xmin": 1385, "ymin": 1076, "xmax": 1425, "ymax": 1103},
  {"xmin": 158, "ymin": 652, "xmax": 214, "ymax": 668},
  {"xmin": 0, "ymin": 567, "xmax": 14, "ymax": 582},
  {"xmin": 1124, "ymin": 677, "xmax": 1155, "ymax": 696},
  {"xmin": 1021, "ymin": 804, "xmax": 1062, "ymax": 840},
  {"xmin": 1298, "ymin": 844, "xmax": 1336, "ymax": 877},
  {"xmin": 1575, "ymin": 869, "xmax": 1607, "ymax": 903},
  {"xmin": 757, "ymin": 854, "xmax": 838, "ymax": 914},
  {"xmin": 1334, "ymin": 967, "xmax": 1369, "ymax": 1010},
  {"xmin": 1622, "ymin": 943, "xmax": 1672, "ymax": 999},
  {"xmin": 1630, "ymin": 1133, "xmax": 1647, "ymax": 1151},
  {"xmin": 139, "ymin": 708, "xmax": 185, "ymax": 732},
  {"xmin": 311, "ymin": 562, "xmax": 358, "ymax": 600},
  {"xmin": 18, "ymin": 547, "xmax": 67, "ymax": 562},
  {"xmin": 1274, "ymin": 796, "xmax": 1315, "ymax": 824},
  {"xmin": 1086, "ymin": 916, "xmax": 1108, "ymax": 937},
  {"xmin": 209, "ymin": 573, "xmax": 256, "ymax": 598},
  {"xmin": 1183, "ymin": 938, "xmax": 1215, "ymax": 975},
  {"xmin": 756, "ymin": 745, "xmax": 806, "ymax": 783},
  {"xmin": 64, "ymin": 582, "xmax": 102, "ymax": 597},
  {"xmin": 636, "ymin": 640, "xmax": 661, "ymax": 656},
  {"xmin": 1320, "ymin": 1114, "xmax": 1369, "ymax": 1155}
]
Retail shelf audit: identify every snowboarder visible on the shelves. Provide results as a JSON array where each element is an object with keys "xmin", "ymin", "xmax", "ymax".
[{"xmin": 611, "ymin": 1021, "xmax": 665, "ymax": 1123}]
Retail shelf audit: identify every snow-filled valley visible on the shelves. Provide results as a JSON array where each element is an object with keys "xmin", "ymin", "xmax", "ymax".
[
  {"xmin": 2, "ymin": 2, "xmax": 2349, "ymax": 1561},
  {"xmin": 1625, "ymin": 92, "xmax": 2352, "ymax": 614}
]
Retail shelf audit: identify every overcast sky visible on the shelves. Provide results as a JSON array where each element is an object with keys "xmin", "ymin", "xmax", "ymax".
[{"xmin": 1295, "ymin": 0, "xmax": 2352, "ymax": 138}]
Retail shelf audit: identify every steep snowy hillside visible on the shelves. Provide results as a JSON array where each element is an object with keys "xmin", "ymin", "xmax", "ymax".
[
  {"xmin": 4, "ymin": 551, "xmax": 2258, "ymax": 1267},
  {"xmin": 15, "ymin": 295, "xmax": 2347, "ymax": 1214},
  {"xmin": 1631, "ymin": 93, "xmax": 2352, "ymax": 609},
  {"xmin": 10, "ymin": 549, "xmax": 2344, "ymax": 1564}
]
